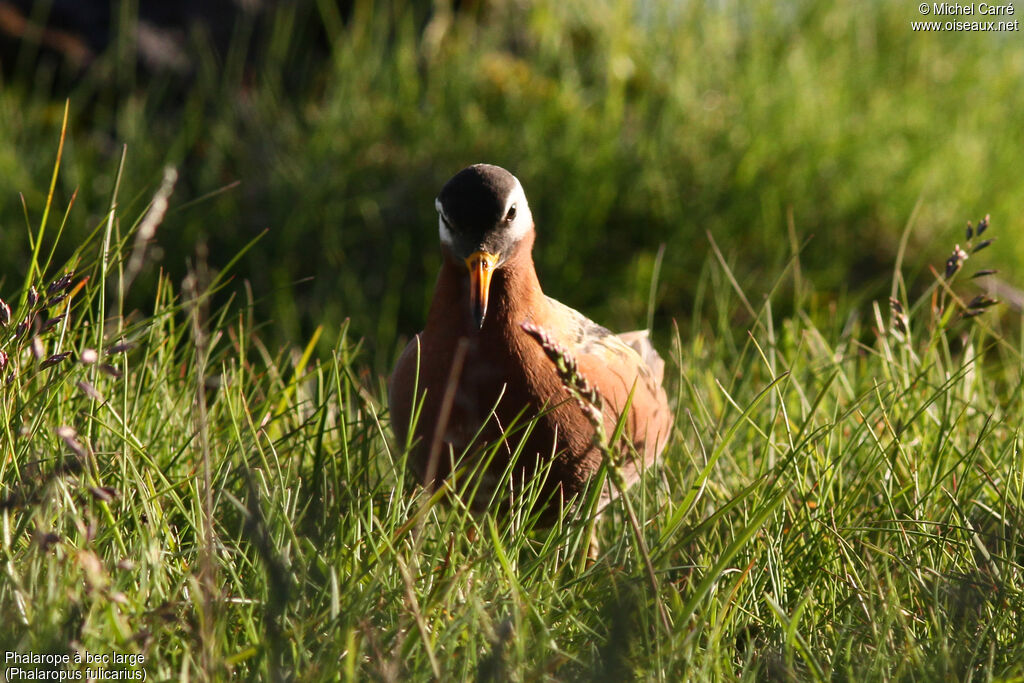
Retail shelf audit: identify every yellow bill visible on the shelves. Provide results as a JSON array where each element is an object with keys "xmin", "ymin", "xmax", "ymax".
[{"xmin": 465, "ymin": 251, "xmax": 500, "ymax": 328}]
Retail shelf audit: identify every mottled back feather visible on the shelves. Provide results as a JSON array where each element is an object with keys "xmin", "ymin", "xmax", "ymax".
[{"xmin": 545, "ymin": 296, "xmax": 665, "ymax": 386}]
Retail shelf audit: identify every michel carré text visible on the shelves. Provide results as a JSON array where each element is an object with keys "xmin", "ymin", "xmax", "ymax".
[{"xmin": 932, "ymin": 3, "xmax": 1016, "ymax": 14}]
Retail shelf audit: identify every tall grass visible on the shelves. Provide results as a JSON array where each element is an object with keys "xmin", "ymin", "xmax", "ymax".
[
  {"xmin": 1, "ymin": 0, "xmax": 1023, "ymax": 370},
  {"xmin": 1, "ymin": 131, "xmax": 1021, "ymax": 679}
]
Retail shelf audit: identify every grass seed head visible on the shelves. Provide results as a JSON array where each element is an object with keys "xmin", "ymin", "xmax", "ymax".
[
  {"xmin": 107, "ymin": 341, "xmax": 135, "ymax": 355},
  {"xmin": 99, "ymin": 363, "xmax": 122, "ymax": 378},
  {"xmin": 955, "ymin": 214, "xmax": 1000, "ymax": 320},
  {"xmin": 76, "ymin": 380, "xmax": 104, "ymax": 401},
  {"xmin": 56, "ymin": 426, "xmax": 87, "ymax": 460},
  {"xmin": 977, "ymin": 213, "xmax": 990, "ymax": 235},
  {"xmin": 520, "ymin": 321, "xmax": 604, "ymax": 422},
  {"xmin": 966, "ymin": 295, "xmax": 998, "ymax": 310},
  {"xmin": 41, "ymin": 315, "xmax": 64, "ymax": 333},
  {"xmin": 0, "ymin": 298, "xmax": 10, "ymax": 326},
  {"xmin": 971, "ymin": 238, "xmax": 994, "ymax": 254},
  {"xmin": 35, "ymin": 532, "xmax": 60, "ymax": 552},
  {"xmin": 41, "ymin": 352, "xmax": 71, "ymax": 369},
  {"xmin": 47, "ymin": 271, "xmax": 74, "ymax": 295},
  {"xmin": 944, "ymin": 244, "xmax": 969, "ymax": 279},
  {"xmin": 88, "ymin": 486, "xmax": 120, "ymax": 503},
  {"xmin": 888, "ymin": 297, "xmax": 908, "ymax": 335}
]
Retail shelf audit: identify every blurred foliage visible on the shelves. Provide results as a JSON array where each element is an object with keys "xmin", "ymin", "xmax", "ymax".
[{"xmin": 1, "ymin": 0, "xmax": 1022, "ymax": 369}]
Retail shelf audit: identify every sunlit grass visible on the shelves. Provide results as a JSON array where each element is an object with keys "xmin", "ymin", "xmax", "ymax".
[{"xmin": 1, "ymin": 128, "xmax": 1021, "ymax": 680}]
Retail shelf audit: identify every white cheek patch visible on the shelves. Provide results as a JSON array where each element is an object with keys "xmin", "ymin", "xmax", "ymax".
[
  {"xmin": 438, "ymin": 216, "xmax": 456, "ymax": 247},
  {"xmin": 505, "ymin": 176, "xmax": 533, "ymax": 243},
  {"xmin": 436, "ymin": 197, "xmax": 456, "ymax": 247}
]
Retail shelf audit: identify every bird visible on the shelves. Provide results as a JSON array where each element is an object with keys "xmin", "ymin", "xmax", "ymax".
[{"xmin": 389, "ymin": 163, "xmax": 673, "ymax": 521}]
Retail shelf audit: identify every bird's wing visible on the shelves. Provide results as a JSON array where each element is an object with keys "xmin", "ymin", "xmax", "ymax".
[
  {"xmin": 542, "ymin": 296, "xmax": 673, "ymax": 480},
  {"xmin": 613, "ymin": 330, "xmax": 665, "ymax": 385},
  {"xmin": 543, "ymin": 296, "xmax": 664, "ymax": 386}
]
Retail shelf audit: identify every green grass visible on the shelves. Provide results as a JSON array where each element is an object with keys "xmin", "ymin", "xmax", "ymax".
[
  {"xmin": 1, "ymin": 0, "xmax": 1023, "ymax": 370},
  {"xmin": 1, "ymin": 130, "xmax": 1022, "ymax": 680}
]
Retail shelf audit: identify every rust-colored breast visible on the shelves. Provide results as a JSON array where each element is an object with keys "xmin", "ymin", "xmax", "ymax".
[{"xmin": 388, "ymin": 243, "xmax": 673, "ymax": 518}]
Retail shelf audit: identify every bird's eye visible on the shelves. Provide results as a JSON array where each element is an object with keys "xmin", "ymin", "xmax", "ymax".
[{"xmin": 505, "ymin": 204, "xmax": 517, "ymax": 222}]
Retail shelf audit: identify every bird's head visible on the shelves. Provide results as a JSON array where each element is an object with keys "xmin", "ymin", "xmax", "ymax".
[{"xmin": 435, "ymin": 163, "xmax": 534, "ymax": 329}]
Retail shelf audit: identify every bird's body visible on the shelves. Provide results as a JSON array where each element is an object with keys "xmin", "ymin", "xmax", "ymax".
[{"xmin": 389, "ymin": 164, "xmax": 672, "ymax": 518}]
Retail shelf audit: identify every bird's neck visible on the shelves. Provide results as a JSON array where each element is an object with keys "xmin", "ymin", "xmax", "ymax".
[{"xmin": 429, "ymin": 233, "xmax": 548, "ymax": 336}]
